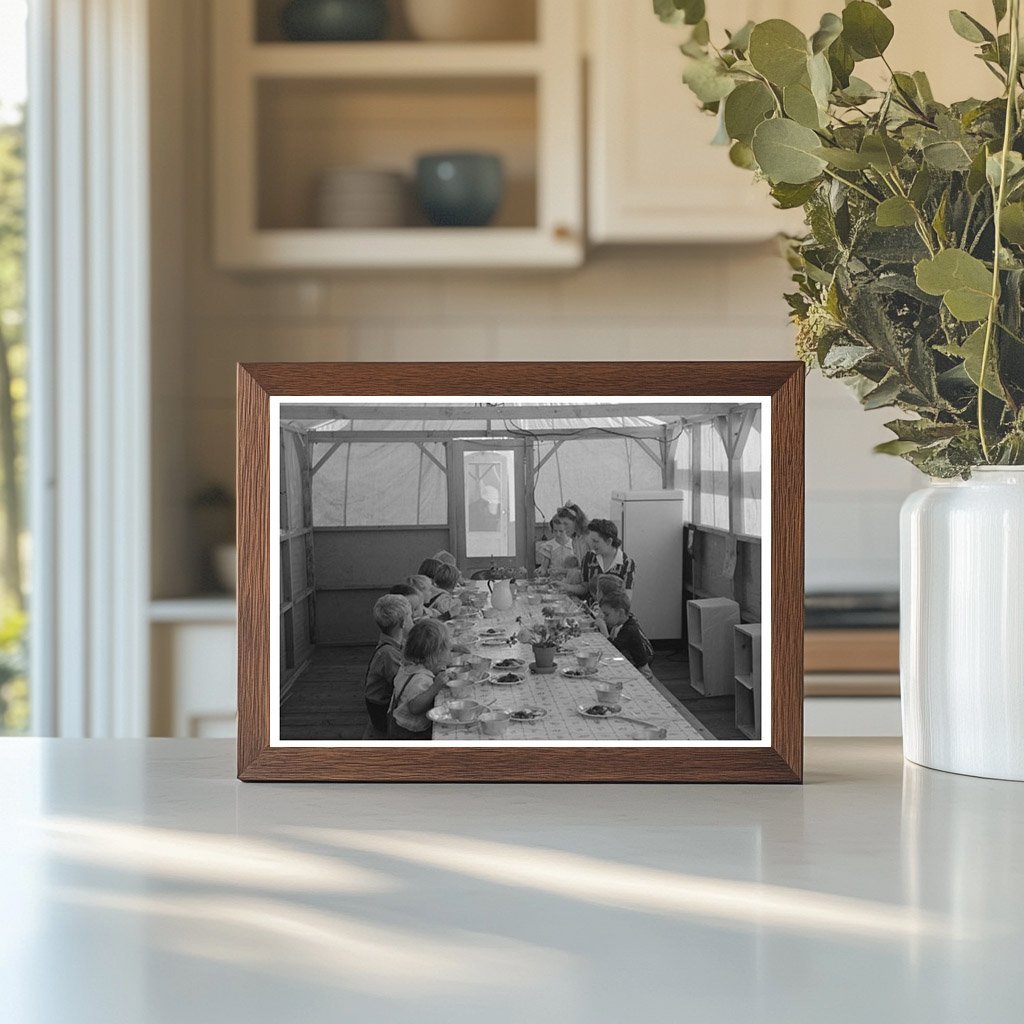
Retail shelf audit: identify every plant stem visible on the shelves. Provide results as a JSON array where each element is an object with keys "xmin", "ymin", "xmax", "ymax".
[
  {"xmin": 979, "ymin": 0, "xmax": 1021, "ymax": 462},
  {"xmin": 822, "ymin": 167, "xmax": 881, "ymax": 204}
]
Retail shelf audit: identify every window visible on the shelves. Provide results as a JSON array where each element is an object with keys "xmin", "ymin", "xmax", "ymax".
[
  {"xmin": 0, "ymin": 0, "xmax": 27, "ymax": 734},
  {"xmin": 740, "ymin": 409, "xmax": 762, "ymax": 537},
  {"xmin": 697, "ymin": 421, "xmax": 729, "ymax": 530}
]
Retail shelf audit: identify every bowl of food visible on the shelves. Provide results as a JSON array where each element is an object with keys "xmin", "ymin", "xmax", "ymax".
[
  {"xmin": 477, "ymin": 710, "xmax": 510, "ymax": 737},
  {"xmin": 444, "ymin": 699, "xmax": 484, "ymax": 723}
]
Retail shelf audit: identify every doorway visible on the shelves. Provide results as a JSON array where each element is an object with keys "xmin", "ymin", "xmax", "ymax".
[{"xmin": 449, "ymin": 439, "xmax": 534, "ymax": 575}]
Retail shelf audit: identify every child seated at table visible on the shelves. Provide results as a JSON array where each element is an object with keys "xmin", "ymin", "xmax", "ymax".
[
  {"xmin": 596, "ymin": 591, "xmax": 655, "ymax": 679},
  {"xmin": 388, "ymin": 618, "xmax": 452, "ymax": 740},
  {"xmin": 363, "ymin": 594, "xmax": 414, "ymax": 740},
  {"xmin": 406, "ymin": 574, "xmax": 441, "ymax": 617},
  {"xmin": 389, "ymin": 583, "xmax": 424, "ymax": 621},
  {"xmin": 538, "ymin": 513, "xmax": 577, "ymax": 577},
  {"xmin": 424, "ymin": 562, "xmax": 462, "ymax": 620}
]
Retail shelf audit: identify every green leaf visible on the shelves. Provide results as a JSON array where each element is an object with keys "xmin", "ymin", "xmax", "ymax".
[
  {"xmin": 876, "ymin": 197, "xmax": 918, "ymax": 228},
  {"xmin": 784, "ymin": 80, "xmax": 825, "ymax": 129},
  {"xmin": 751, "ymin": 118, "xmax": 828, "ymax": 184},
  {"xmin": 770, "ymin": 180, "xmax": 820, "ymax": 209},
  {"xmin": 729, "ymin": 140, "xmax": 757, "ymax": 169},
  {"xmin": 653, "ymin": 0, "xmax": 705, "ymax": 26},
  {"xmin": 827, "ymin": 35, "xmax": 855, "ymax": 89},
  {"xmin": 915, "ymin": 249, "xmax": 994, "ymax": 322},
  {"xmin": 748, "ymin": 20, "xmax": 809, "ymax": 87},
  {"xmin": 939, "ymin": 325, "xmax": 1006, "ymax": 398},
  {"xmin": 724, "ymin": 20, "xmax": 755, "ymax": 53},
  {"xmin": 842, "ymin": 1, "xmax": 895, "ymax": 59},
  {"xmin": 860, "ymin": 133, "xmax": 904, "ymax": 173},
  {"xmin": 1000, "ymin": 203, "xmax": 1024, "ymax": 245},
  {"xmin": 682, "ymin": 57, "xmax": 736, "ymax": 104},
  {"xmin": 807, "ymin": 51, "xmax": 833, "ymax": 109},
  {"xmin": 909, "ymin": 164, "xmax": 933, "ymax": 205},
  {"xmin": 923, "ymin": 140, "xmax": 972, "ymax": 171},
  {"xmin": 948, "ymin": 10, "xmax": 994, "ymax": 44},
  {"xmin": 874, "ymin": 439, "xmax": 922, "ymax": 455},
  {"xmin": 814, "ymin": 146, "xmax": 872, "ymax": 170},
  {"xmin": 723, "ymin": 81, "xmax": 775, "ymax": 144},
  {"xmin": 810, "ymin": 12, "xmax": 843, "ymax": 54},
  {"xmin": 967, "ymin": 144, "xmax": 991, "ymax": 194}
]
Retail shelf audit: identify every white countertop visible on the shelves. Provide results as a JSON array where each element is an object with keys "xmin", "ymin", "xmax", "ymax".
[{"xmin": 1, "ymin": 738, "xmax": 1020, "ymax": 1023}]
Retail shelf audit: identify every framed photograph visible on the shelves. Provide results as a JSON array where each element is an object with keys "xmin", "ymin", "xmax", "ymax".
[{"xmin": 237, "ymin": 362, "xmax": 804, "ymax": 782}]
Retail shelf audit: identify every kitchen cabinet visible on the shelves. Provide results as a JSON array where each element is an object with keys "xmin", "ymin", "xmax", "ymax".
[
  {"xmin": 211, "ymin": 0, "xmax": 583, "ymax": 269},
  {"xmin": 586, "ymin": 0, "xmax": 998, "ymax": 244}
]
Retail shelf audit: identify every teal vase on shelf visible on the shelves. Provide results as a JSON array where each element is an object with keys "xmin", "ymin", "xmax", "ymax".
[{"xmin": 280, "ymin": 0, "xmax": 388, "ymax": 42}]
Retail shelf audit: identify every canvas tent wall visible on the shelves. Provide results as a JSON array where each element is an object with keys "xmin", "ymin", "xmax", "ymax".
[{"xmin": 277, "ymin": 401, "xmax": 760, "ymax": 651}]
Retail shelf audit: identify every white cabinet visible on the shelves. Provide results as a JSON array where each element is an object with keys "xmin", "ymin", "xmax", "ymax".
[
  {"xmin": 587, "ymin": 0, "xmax": 810, "ymax": 243},
  {"xmin": 212, "ymin": 0, "xmax": 583, "ymax": 269},
  {"xmin": 586, "ymin": 0, "xmax": 995, "ymax": 244},
  {"xmin": 611, "ymin": 490, "xmax": 686, "ymax": 640}
]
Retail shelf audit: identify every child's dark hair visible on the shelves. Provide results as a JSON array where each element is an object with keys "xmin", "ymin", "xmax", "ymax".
[
  {"xmin": 418, "ymin": 557, "xmax": 443, "ymax": 580},
  {"xmin": 433, "ymin": 562, "xmax": 459, "ymax": 591},
  {"xmin": 599, "ymin": 591, "xmax": 632, "ymax": 616},
  {"xmin": 587, "ymin": 518, "xmax": 622, "ymax": 549}
]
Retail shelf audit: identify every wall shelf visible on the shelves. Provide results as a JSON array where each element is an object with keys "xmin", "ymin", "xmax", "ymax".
[{"xmin": 212, "ymin": 0, "xmax": 582, "ymax": 269}]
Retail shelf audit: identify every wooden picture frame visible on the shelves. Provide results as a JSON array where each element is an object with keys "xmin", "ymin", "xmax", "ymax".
[{"xmin": 237, "ymin": 362, "xmax": 804, "ymax": 782}]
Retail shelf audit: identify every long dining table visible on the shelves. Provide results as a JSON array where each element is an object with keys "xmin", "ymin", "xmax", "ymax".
[{"xmin": 430, "ymin": 580, "xmax": 714, "ymax": 741}]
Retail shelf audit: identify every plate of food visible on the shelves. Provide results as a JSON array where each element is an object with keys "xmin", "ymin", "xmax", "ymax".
[
  {"xmin": 428, "ymin": 704, "xmax": 483, "ymax": 726},
  {"xmin": 508, "ymin": 707, "xmax": 547, "ymax": 722},
  {"xmin": 560, "ymin": 667, "xmax": 598, "ymax": 679},
  {"xmin": 576, "ymin": 703, "xmax": 623, "ymax": 718},
  {"xmin": 489, "ymin": 671, "xmax": 526, "ymax": 685},
  {"xmin": 493, "ymin": 657, "xmax": 526, "ymax": 670}
]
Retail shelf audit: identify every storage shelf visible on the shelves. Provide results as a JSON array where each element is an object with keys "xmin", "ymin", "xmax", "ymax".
[
  {"xmin": 219, "ymin": 227, "xmax": 580, "ymax": 270},
  {"xmin": 249, "ymin": 42, "xmax": 544, "ymax": 78}
]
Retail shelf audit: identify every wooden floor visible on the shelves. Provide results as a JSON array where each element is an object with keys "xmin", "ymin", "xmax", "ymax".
[{"xmin": 280, "ymin": 644, "xmax": 746, "ymax": 742}]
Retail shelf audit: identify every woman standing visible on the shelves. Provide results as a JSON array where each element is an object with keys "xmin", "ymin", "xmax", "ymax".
[{"xmin": 562, "ymin": 518, "xmax": 636, "ymax": 600}]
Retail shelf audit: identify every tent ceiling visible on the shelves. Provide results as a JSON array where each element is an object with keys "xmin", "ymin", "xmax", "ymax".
[{"xmin": 281, "ymin": 402, "xmax": 750, "ymax": 434}]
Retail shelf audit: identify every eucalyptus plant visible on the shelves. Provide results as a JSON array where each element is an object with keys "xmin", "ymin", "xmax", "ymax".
[{"xmin": 657, "ymin": 0, "xmax": 1024, "ymax": 475}]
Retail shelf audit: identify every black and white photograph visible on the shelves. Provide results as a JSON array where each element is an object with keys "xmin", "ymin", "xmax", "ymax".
[{"xmin": 272, "ymin": 396, "xmax": 769, "ymax": 745}]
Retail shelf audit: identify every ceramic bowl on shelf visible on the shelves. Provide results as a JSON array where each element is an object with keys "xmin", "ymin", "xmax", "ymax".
[
  {"xmin": 281, "ymin": 0, "xmax": 389, "ymax": 41},
  {"xmin": 315, "ymin": 167, "xmax": 407, "ymax": 228},
  {"xmin": 403, "ymin": 0, "xmax": 533, "ymax": 42},
  {"xmin": 414, "ymin": 152, "xmax": 504, "ymax": 228}
]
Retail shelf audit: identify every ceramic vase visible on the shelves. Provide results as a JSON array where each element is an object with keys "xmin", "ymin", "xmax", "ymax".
[{"xmin": 900, "ymin": 467, "xmax": 1024, "ymax": 781}]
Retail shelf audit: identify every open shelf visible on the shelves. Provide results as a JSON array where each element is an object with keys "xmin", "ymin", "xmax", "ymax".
[
  {"xmin": 256, "ymin": 76, "xmax": 538, "ymax": 231},
  {"xmin": 213, "ymin": 0, "xmax": 580, "ymax": 267},
  {"xmin": 733, "ymin": 623, "xmax": 762, "ymax": 740},
  {"xmin": 250, "ymin": 42, "xmax": 544, "ymax": 77},
  {"xmin": 254, "ymin": 0, "xmax": 539, "ymax": 44}
]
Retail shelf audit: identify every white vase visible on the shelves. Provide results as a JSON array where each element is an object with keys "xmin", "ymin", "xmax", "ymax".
[{"xmin": 900, "ymin": 467, "xmax": 1024, "ymax": 780}]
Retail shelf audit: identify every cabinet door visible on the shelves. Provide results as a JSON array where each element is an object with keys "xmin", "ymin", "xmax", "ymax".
[{"xmin": 587, "ymin": 0, "xmax": 808, "ymax": 242}]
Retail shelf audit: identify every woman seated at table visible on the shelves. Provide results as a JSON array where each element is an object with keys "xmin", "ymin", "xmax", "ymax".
[{"xmin": 562, "ymin": 518, "xmax": 636, "ymax": 600}]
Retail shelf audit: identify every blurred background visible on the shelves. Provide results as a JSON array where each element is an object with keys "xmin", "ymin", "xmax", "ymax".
[{"xmin": 0, "ymin": 0, "xmax": 997, "ymax": 739}]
